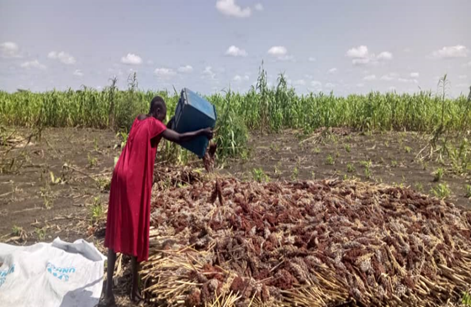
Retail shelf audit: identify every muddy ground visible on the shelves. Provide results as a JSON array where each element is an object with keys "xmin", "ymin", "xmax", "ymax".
[
  {"xmin": 0, "ymin": 126, "xmax": 470, "ymax": 306},
  {"xmin": 0, "ymin": 128, "xmax": 118, "ymax": 243}
]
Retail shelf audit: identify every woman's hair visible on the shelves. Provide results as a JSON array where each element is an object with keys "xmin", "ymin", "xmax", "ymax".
[{"xmin": 149, "ymin": 96, "xmax": 166, "ymax": 115}]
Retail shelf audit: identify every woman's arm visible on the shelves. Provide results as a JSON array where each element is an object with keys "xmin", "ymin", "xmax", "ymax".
[{"xmin": 161, "ymin": 127, "xmax": 213, "ymax": 144}]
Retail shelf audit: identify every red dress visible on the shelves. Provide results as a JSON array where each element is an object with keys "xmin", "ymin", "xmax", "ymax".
[{"xmin": 105, "ymin": 117, "xmax": 166, "ymax": 262}]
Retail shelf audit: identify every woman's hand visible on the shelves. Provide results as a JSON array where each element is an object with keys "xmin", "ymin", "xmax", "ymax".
[{"xmin": 200, "ymin": 128, "xmax": 214, "ymax": 140}]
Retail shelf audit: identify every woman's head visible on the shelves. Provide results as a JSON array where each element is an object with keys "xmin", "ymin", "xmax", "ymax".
[{"xmin": 149, "ymin": 96, "xmax": 167, "ymax": 122}]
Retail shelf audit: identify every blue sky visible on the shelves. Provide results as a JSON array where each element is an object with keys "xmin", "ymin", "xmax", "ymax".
[{"xmin": 0, "ymin": 0, "xmax": 470, "ymax": 96}]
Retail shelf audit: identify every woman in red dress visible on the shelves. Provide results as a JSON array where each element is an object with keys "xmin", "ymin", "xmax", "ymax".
[{"xmin": 103, "ymin": 96, "xmax": 213, "ymax": 305}]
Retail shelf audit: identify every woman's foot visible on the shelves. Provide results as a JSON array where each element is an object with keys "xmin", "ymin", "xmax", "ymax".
[
  {"xmin": 102, "ymin": 295, "xmax": 116, "ymax": 307},
  {"xmin": 130, "ymin": 287, "xmax": 144, "ymax": 304}
]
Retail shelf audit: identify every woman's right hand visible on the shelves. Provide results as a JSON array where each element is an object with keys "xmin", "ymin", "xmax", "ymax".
[{"xmin": 201, "ymin": 128, "xmax": 214, "ymax": 140}]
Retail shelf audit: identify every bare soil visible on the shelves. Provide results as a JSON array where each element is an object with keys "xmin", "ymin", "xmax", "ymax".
[{"xmin": 0, "ymin": 127, "xmax": 119, "ymax": 243}]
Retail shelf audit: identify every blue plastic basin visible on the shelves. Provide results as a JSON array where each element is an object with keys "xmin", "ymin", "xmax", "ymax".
[{"xmin": 172, "ymin": 88, "xmax": 217, "ymax": 158}]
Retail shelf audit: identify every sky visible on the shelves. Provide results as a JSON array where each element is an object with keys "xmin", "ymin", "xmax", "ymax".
[{"xmin": 0, "ymin": 0, "xmax": 470, "ymax": 96}]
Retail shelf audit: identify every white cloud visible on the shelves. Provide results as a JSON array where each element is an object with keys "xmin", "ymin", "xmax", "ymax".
[
  {"xmin": 216, "ymin": 0, "xmax": 251, "ymax": 18},
  {"xmin": 389, "ymin": 86, "xmax": 396, "ymax": 91},
  {"xmin": 430, "ymin": 45, "xmax": 468, "ymax": 59},
  {"xmin": 278, "ymin": 55, "xmax": 294, "ymax": 61},
  {"xmin": 311, "ymin": 80, "xmax": 322, "ymax": 87},
  {"xmin": 380, "ymin": 73, "xmax": 398, "ymax": 81},
  {"xmin": 48, "ymin": 51, "xmax": 76, "ymax": 65},
  {"xmin": 147, "ymin": 60, "xmax": 154, "ymax": 65},
  {"xmin": 304, "ymin": 74, "xmax": 314, "ymax": 79},
  {"xmin": 203, "ymin": 66, "xmax": 214, "ymax": 75},
  {"xmin": 73, "ymin": 69, "xmax": 83, "ymax": 77},
  {"xmin": 328, "ymin": 68, "xmax": 337, "ymax": 74},
  {"xmin": 377, "ymin": 51, "xmax": 393, "ymax": 60},
  {"xmin": 267, "ymin": 46, "xmax": 294, "ymax": 61},
  {"xmin": 268, "ymin": 46, "xmax": 287, "ymax": 56},
  {"xmin": 308, "ymin": 57, "xmax": 316, "ymax": 62},
  {"xmin": 202, "ymin": 66, "xmax": 216, "ymax": 79},
  {"xmin": 356, "ymin": 83, "xmax": 365, "ymax": 88},
  {"xmin": 0, "ymin": 42, "xmax": 21, "ymax": 58},
  {"xmin": 20, "ymin": 60, "xmax": 46, "ymax": 70},
  {"xmin": 459, "ymin": 75, "xmax": 468, "ymax": 80},
  {"xmin": 233, "ymin": 74, "xmax": 249, "ymax": 82},
  {"xmin": 352, "ymin": 58, "xmax": 371, "ymax": 65},
  {"xmin": 346, "ymin": 45, "xmax": 369, "ymax": 59},
  {"xmin": 293, "ymin": 79, "xmax": 306, "ymax": 86},
  {"xmin": 254, "ymin": 3, "xmax": 263, "ymax": 11},
  {"xmin": 403, "ymin": 48, "xmax": 411, "ymax": 53},
  {"xmin": 325, "ymin": 83, "xmax": 335, "ymax": 89},
  {"xmin": 346, "ymin": 45, "xmax": 393, "ymax": 66},
  {"xmin": 363, "ymin": 74, "xmax": 376, "ymax": 81},
  {"xmin": 154, "ymin": 68, "xmax": 176, "ymax": 78},
  {"xmin": 225, "ymin": 45, "xmax": 247, "ymax": 57},
  {"xmin": 410, "ymin": 72, "xmax": 419, "ymax": 78},
  {"xmin": 398, "ymin": 77, "xmax": 418, "ymax": 84},
  {"xmin": 120, "ymin": 53, "xmax": 142, "ymax": 65},
  {"xmin": 177, "ymin": 65, "xmax": 193, "ymax": 73}
]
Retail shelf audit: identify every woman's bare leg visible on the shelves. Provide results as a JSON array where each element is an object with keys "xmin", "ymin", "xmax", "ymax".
[
  {"xmin": 130, "ymin": 256, "xmax": 144, "ymax": 303},
  {"xmin": 104, "ymin": 249, "xmax": 116, "ymax": 306}
]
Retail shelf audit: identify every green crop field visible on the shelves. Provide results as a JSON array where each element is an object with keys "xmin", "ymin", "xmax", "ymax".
[{"xmin": 1, "ymin": 71, "xmax": 470, "ymax": 163}]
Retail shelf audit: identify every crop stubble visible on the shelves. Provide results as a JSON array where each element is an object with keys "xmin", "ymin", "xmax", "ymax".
[{"xmin": 141, "ymin": 174, "xmax": 471, "ymax": 307}]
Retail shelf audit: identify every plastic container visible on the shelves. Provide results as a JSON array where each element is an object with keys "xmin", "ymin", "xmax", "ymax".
[{"xmin": 172, "ymin": 88, "xmax": 217, "ymax": 158}]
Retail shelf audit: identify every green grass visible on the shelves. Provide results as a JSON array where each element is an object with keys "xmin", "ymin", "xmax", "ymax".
[
  {"xmin": 347, "ymin": 163, "xmax": 356, "ymax": 173},
  {"xmin": 270, "ymin": 142, "xmax": 280, "ymax": 152},
  {"xmin": 313, "ymin": 147, "xmax": 321, "ymax": 154},
  {"xmin": 414, "ymin": 182, "xmax": 424, "ymax": 192},
  {"xmin": 97, "ymin": 177, "xmax": 111, "ymax": 191},
  {"xmin": 94, "ymin": 138, "xmax": 99, "ymax": 152},
  {"xmin": 91, "ymin": 197, "xmax": 104, "ymax": 222},
  {"xmin": 361, "ymin": 160, "xmax": 373, "ymax": 179},
  {"xmin": 35, "ymin": 228, "xmax": 46, "ymax": 240},
  {"xmin": 433, "ymin": 168, "xmax": 444, "ymax": 182},
  {"xmin": 11, "ymin": 225, "xmax": 23, "ymax": 236},
  {"xmin": 40, "ymin": 185, "xmax": 52, "ymax": 209},
  {"xmin": 252, "ymin": 168, "xmax": 270, "ymax": 183},
  {"xmin": 291, "ymin": 167, "xmax": 299, "ymax": 180},
  {"xmin": 88, "ymin": 153, "xmax": 98, "ymax": 168},
  {"xmin": 430, "ymin": 183, "xmax": 451, "ymax": 199},
  {"xmin": 326, "ymin": 155, "xmax": 334, "ymax": 165},
  {"xmin": 462, "ymin": 292, "xmax": 471, "ymax": 307},
  {"xmin": 273, "ymin": 164, "xmax": 282, "ymax": 178},
  {"xmin": 344, "ymin": 144, "xmax": 351, "ymax": 153}
]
